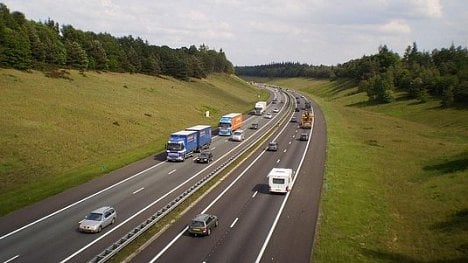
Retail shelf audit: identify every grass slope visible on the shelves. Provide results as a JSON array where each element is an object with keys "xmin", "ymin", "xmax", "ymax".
[
  {"xmin": 0, "ymin": 69, "xmax": 268, "ymax": 215},
  {"xmin": 267, "ymin": 78, "xmax": 468, "ymax": 262}
]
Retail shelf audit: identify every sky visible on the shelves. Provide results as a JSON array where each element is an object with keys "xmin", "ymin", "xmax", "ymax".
[{"xmin": 3, "ymin": 0, "xmax": 468, "ymax": 66}]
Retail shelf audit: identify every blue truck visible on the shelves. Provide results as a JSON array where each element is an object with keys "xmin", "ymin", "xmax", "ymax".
[
  {"xmin": 166, "ymin": 125, "xmax": 212, "ymax": 161},
  {"xmin": 186, "ymin": 125, "xmax": 212, "ymax": 151}
]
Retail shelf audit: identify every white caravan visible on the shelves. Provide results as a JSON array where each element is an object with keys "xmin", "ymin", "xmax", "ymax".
[{"xmin": 267, "ymin": 168, "xmax": 293, "ymax": 193}]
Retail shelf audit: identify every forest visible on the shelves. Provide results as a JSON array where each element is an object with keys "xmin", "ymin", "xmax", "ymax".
[
  {"xmin": 236, "ymin": 44, "xmax": 468, "ymax": 107},
  {"xmin": 0, "ymin": 3, "xmax": 234, "ymax": 80}
]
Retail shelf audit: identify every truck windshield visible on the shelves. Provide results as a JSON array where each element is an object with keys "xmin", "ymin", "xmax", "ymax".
[
  {"xmin": 218, "ymin": 123, "xmax": 230, "ymax": 129},
  {"xmin": 167, "ymin": 142, "xmax": 183, "ymax": 151}
]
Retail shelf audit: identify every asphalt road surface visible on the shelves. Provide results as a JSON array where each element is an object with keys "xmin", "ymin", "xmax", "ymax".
[{"xmin": 129, "ymin": 94, "xmax": 326, "ymax": 263}]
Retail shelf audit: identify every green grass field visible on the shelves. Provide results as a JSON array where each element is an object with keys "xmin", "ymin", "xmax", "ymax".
[
  {"xmin": 0, "ymin": 69, "xmax": 268, "ymax": 215},
  {"xmin": 267, "ymin": 78, "xmax": 468, "ymax": 262}
]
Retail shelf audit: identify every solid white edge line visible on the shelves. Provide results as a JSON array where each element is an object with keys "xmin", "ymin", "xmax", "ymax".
[
  {"xmin": 168, "ymin": 169, "xmax": 177, "ymax": 175},
  {"xmin": 0, "ymin": 161, "xmax": 167, "ymax": 241},
  {"xmin": 254, "ymin": 102, "xmax": 315, "ymax": 263},
  {"xmin": 64, "ymin": 98, "xmax": 285, "ymax": 262},
  {"xmin": 149, "ymin": 92, "xmax": 293, "ymax": 262}
]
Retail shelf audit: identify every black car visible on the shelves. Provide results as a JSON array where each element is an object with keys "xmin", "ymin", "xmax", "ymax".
[
  {"xmin": 195, "ymin": 151, "xmax": 213, "ymax": 163},
  {"xmin": 188, "ymin": 213, "xmax": 219, "ymax": 236},
  {"xmin": 295, "ymin": 107, "xmax": 300, "ymax": 112},
  {"xmin": 299, "ymin": 133, "xmax": 309, "ymax": 141}
]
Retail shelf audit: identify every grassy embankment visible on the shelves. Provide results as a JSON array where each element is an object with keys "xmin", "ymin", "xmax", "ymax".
[
  {"xmin": 0, "ymin": 69, "xmax": 268, "ymax": 216},
  {"xmin": 267, "ymin": 78, "xmax": 467, "ymax": 262}
]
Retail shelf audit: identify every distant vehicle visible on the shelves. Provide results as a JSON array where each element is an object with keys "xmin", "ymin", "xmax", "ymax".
[
  {"xmin": 268, "ymin": 168, "xmax": 293, "ymax": 193},
  {"xmin": 254, "ymin": 101, "xmax": 267, "ymax": 115},
  {"xmin": 291, "ymin": 116, "xmax": 297, "ymax": 122},
  {"xmin": 301, "ymin": 95, "xmax": 305, "ymax": 98},
  {"xmin": 272, "ymin": 108, "xmax": 279, "ymax": 113},
  {"xmin": 295, "ymin": 107, "xmax": 300, "ymax": 112},
  {"xmin": 195, "ymin": 151, "xmax": 213, "ymax": 163},
  {"xmin": 79, "ymin": 206, "xmax": 116, "ymax": 233},
  {"xmin": 188, "ymin": 213, "xmax": 219, "ymax": 236},
  {"xmin": 300, "ymin": 133, "xmax": 309, "ymax": 141},
  {"xmin": 265, "ymin": 113, "xmax": 273, "ymax": 119},
  {"xmin": 218, "ymin": 113, "xmax": 243, "ymax": 136},
  {"xmin": 231, "ymin": 129, "xmax": 245, "ymax": 141},
  {"xmin": 250, "ymin": 123, "xmax": 259, "ymax": 129},
  {"xmin": 300, "ymin": 111, "xmax": 313, "ymax": 129},
  {"xmin": 267, "ymin": 141, "xmax": 279, "ymax": 151}
]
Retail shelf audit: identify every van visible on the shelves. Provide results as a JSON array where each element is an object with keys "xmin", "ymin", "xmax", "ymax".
[
  {"xmin": 231, "ymin": 129, "xmax": 245, "ymax": 141},
  {"xmin": 267, "ymin": 168, "xmax": 293, "ymax": 193}
]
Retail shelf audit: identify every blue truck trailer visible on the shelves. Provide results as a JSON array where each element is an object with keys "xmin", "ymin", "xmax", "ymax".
[
  {"xmin": 186, "ymin": 125, "xmax": 212, "ymax": 151},
  {"xmin": 166, "ymin": 130, "xmax": 198, "ymax": 161}
]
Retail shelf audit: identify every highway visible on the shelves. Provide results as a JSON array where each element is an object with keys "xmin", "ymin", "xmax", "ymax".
[
  {"xmin": 129, "ymin": 94, "xmax": 326, "ymax": 262},
  {"xmin": 0, "ymin": 88, "xmax": 325, "ymax": 263}
]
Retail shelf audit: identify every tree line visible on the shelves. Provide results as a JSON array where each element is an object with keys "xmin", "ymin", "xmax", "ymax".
[
  {"xmin": 236, "ymin": 44, "xmax": 468, "ymax": 107},
  {"xmin": 0, "ymin": 3, "xmax": 234, "ymax": 80}
]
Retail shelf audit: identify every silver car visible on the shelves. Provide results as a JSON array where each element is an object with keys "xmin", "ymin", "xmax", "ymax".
[{"xmin": 79, "ymin": 206, "xmax": 116, "ymax": 233}]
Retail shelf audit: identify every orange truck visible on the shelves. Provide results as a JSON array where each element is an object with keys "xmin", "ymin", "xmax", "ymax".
[
  {"xmin": 218, "ymin": 113, "xmax": 243, "ymax": 135},
  {"xmin": 300, "ymin": 111, "xmax": 313, "ymax": 129}
]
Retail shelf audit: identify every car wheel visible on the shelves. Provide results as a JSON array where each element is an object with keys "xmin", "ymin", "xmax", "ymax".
[
  {"xmin": 215, "ymin": 220, "xmax": 219, "ymax": 227},
  {"xmin": 207, "ymin": 228, "xmax": 211, "ymax": 236},
  {"xmin": 111, "ymin": 217, "xmax": 115, "ymax": 225},
  {"xmin": 98, "ymin": 226, "xmax": 102, "ymax": 233}
]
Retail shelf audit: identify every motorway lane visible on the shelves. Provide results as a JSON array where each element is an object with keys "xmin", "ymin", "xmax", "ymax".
[
  {"xmin": 0, "ymin": 89, "xmax": 289, "ymax": 263},
  {"xmin": 130, "ymin": 96, "xmax": 312, "ymax": 262},
  {"xmin": 260, "ymin": 98, "xmax": 326, "ymax": 262}
]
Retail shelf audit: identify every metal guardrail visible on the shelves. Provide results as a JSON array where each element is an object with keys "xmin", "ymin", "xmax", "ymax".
[
  {"xmin": 89, "ymin": 90, "xmax": 293, "ymax": 263},
  {"xmin": 89, "ymin": 156, "xmax": 237, "ymax": 263}
]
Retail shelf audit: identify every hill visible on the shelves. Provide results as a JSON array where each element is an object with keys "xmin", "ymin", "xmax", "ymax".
[
  {"xmin": 0, "ymin": 69, "xmax": 268, "ymax": 215},
  {"xmin": 262, "ymin": 77, "xmax": 467, "ymax": 262}
]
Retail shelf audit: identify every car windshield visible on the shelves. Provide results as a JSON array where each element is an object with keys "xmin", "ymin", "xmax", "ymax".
[
  {"xmin": 269, "ymin": 142, "xmax": 276, "ymax": 146},
  {"xmin": 200, "ymin": 152, "xmax": 210, "ymax": 158},
  {"xmin": 191, "ymin": 220, "xmax": 205, "ymax": 227},
  {"xmin": 233, "ymin": 132, "xmax": 241, "ymax": 135},
  {"xmin": 87, "ymin": 212, "xmax": 103, "ymax": 221}
]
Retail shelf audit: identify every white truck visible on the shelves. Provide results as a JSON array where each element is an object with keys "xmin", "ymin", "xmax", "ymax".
[
  {"xmin": 267, "ymin": 168, "xmax": 293, "ymax": 193},
  {"xmin": 254, "ymin": 101, "xmax": 267, "ymax": 115}
]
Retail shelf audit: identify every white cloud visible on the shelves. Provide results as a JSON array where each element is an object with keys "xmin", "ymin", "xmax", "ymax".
[
  {"xmin": 379, "ymin": 19, "xmax": 411, "ymax": 34},
  {"xmin": 410, "ymin": 0, "xmax": 443, "ymax": 18},
  {"xmin": 1, "ymin": 0, "xmax": 465, "ymax": 66}
]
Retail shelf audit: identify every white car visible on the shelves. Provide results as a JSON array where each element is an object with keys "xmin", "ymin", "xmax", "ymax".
[
  {"xmin": 231, "ymin": 130, "xmax": 245, "ymax": 141},
  {"xmin": 272, "ymin": 108, "xmax": 279, "ymax": 113},
  {"xmin": 79, "ymin": 206, "xmax": 116, "ymax": 233},
  {"xmin": 265, "ymin": 113, "xmax": 273, "ymax": 119}
]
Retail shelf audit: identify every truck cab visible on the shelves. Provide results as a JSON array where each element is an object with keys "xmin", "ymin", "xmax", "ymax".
[{"xmin": 166, "ymin": 130, "xmax": 198, "ymax": 161}]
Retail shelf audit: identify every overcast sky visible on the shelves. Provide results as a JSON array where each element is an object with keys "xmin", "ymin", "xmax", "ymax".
[{"xmin": 3, "ymin": 0, "xmax": 467, "ymax": 66}]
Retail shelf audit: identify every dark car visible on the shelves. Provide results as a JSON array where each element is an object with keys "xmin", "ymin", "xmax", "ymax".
[
  {"xmin": 188, "ymin": 213, "xmax": 219, "ymax": 236},
  {"xmin": 295, "ymin": 107, "xmax": 300, "ymax": 112},
  {"xmin": 250, "ymin": 123, "xmax": 259, "ymax": 129},
  {"xmin": 267, "ymin": 141, "xmax": 279, "ymax": 151},
  {"xmin": 299, "ymin": 133, "xmax": 309, "ymax": 141},
  {"xmin": 196, "ymin": 151, "xmax": 213, "ymax": 163},
  {"xmin": 291, "ymin": 116, "xmax": 297, "ymax": 122}
]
